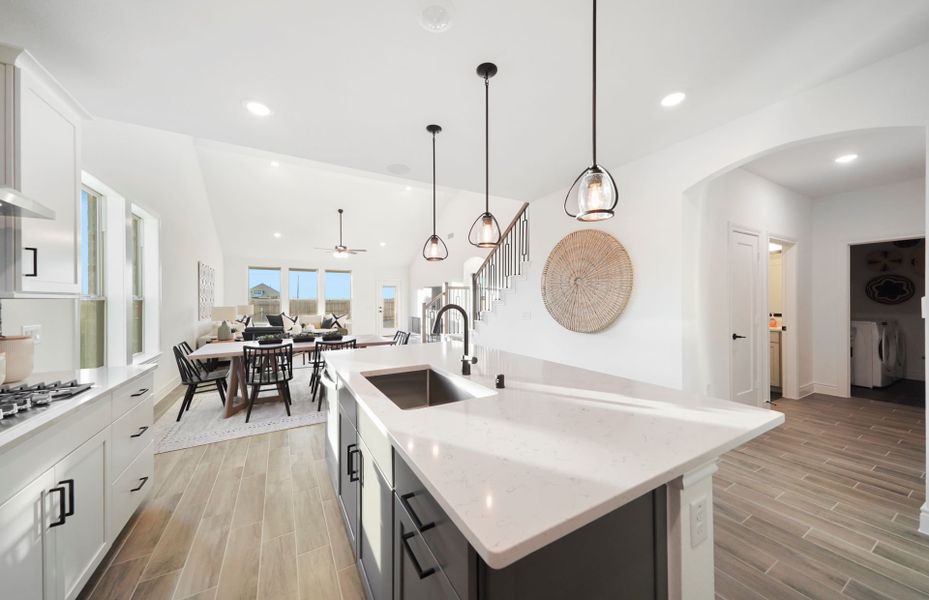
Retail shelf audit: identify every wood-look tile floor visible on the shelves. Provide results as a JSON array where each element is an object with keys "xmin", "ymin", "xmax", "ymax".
[
  {"xmin": 715, "ymin": 394, "xmax": 928, "ymax": 600},
  {"xmin": 81, "ymin": 392, "xmax": 927, "ymax": 600},
  {"xmin": 79, "ymin": 425, "xmax": 363, "ymax": 600}
]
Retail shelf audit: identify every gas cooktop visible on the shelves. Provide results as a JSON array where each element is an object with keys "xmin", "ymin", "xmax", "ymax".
[{"xmin": 0, "ymin": 380, "xmax": 95, "ymax": 426}]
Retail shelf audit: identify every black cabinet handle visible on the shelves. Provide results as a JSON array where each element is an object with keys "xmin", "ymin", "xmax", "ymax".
[
  {"xmin": 130, "ymin": 477, "xmax": 149, "ymax": 492},
  {"xmin": 130, "ymin": 426, "xmax": 149, "ymax": 438},
  {"xmin": 401, "ymin": 531, "xmax": 436, "ymax": 580},
  {"xmin": 732, "ymin": 333, "xmax": 746, "ymax": 340},
  {"xmin": 400, "ymin": 492, "xmax": 435, "ymax": 532},
  {"xmin": 131, "ymin": 388, "xmax": 150, "ymax": 397},
  {"xmin": 24, "ymin": 247, "xmax": 37, "ymax": 277},
  {"xmin": 347, "ymin": 445, "xmax": 361, "ymax": 483},
  {"xmin": 48, "ymin": 486, "xmax": 67, "ymax": 528},
  {"xmin": 60, "ymin": 479, "xmax": 75, "ymax": 517}
]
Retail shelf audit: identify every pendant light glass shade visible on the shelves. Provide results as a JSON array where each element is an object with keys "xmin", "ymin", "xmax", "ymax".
[
  {"xmin": 422, "ymin": 124, "xmax": 449, "ymax": 261},
  {"xmin": 469, "ymin": 62, "xmax": 502, "ymax": 249},
  {"xmin": 423, "ymin": 234, "xmax": 448, "ymax": 261},
  {"xmin": 564, "ymin": 0, "xmax": 619, "ymax": 221}
]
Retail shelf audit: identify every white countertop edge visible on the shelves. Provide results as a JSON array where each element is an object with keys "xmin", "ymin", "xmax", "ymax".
[{"xmin": 0, "ymin": 364, "xmax": 157, "ymax": 452}]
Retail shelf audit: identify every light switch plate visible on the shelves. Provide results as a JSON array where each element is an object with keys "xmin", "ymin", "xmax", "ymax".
[
  {"xmin": 23, "ymin": 324, "xmax": 42, "ymax": 345},
  {"xmin": 690, "ymin": 495, "xmax": 708, "ymax": 547}
]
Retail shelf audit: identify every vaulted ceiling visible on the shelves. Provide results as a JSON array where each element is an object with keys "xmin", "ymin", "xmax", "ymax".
[{"xmin": 3, "ymin": 0, "xmax": 929, "ymax": 204}]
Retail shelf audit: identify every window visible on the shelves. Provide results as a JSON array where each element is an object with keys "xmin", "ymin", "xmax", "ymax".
[
  {"xmin": 249, "ymin": 267, "xmax": 282, "ymax": 321},
  {"xmin": 289, "ymin": 269, "xmax": 318, "ymax": 315},
  {"xmin": 79, "ymin": 187, "xmax": 105, "ymax": 368},
  {"xmin": 129, "ymin": 213, "xmax": 144, "ymax": 356},
  {"xmin": 324, "ymin": 270, "xmax": 352, "ymax": 319}
]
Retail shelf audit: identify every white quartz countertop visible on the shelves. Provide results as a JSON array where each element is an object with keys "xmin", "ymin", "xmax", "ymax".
[
  {"xmin": 0, "ymin": 364, "xmax": 157, "ymax": 451},
  {"xmin": 324, "ymin": 341, "xmax": 784, "ymax": 569}
]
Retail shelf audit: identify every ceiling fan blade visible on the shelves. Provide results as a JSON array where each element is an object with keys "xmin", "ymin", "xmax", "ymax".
[{"xmin": 349, "ymin": 248, "xmax": 367, "ymax": 253}]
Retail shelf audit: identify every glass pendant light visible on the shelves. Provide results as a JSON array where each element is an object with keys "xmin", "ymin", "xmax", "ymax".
[
  {"xmin": 564, "ymin": 0, "xmax": 618, "ymax": 221},
  {"xmin": 422, "ymin": 124, "xmax": 448, "ymax": 261},
  {"xmin": 468, "ymin": 62, "xmax": 502, "ymax": 248}
]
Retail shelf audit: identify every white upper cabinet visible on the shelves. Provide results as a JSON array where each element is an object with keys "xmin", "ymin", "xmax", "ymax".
[{"xmin": 0, "ymin": 44, "xmax": 87, "ymax": 296}]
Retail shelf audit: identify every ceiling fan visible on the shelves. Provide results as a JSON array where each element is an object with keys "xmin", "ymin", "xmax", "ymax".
[{"xmin": 315, "ymin": 208, "xmax": 367, "ymax": 259}]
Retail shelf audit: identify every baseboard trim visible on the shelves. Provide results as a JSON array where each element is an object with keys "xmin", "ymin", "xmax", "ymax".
[
  {"xmin": 153, "ymin": 377, "xmax": 181, "ymax": 421},
  {"xmin": 798, "ymin": 383, "xmax": 815, "ymax": 398},
  {"xmin": 812, "ymin": 382, "xmax": 845, "ymax": 397},
  {"xmin": 920, "ymin": 503, "xmax": 929, "ymax": 537}
]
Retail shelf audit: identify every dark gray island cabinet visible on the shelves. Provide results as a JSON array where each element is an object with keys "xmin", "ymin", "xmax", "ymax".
[{"xmin": 325, "ymin": 377, "xmax": 668, "ymax": 600}]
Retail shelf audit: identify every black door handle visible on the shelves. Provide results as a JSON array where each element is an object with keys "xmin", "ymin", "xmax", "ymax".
[
  {"xmin": 732, "ymin": 333, "xmax": 746, "ymax": 340},
  {"xmin": 400, "ymin": 492, "xmax": 435, "ymax": 532},
  {"xmin": 48, "ymin": 485, "xmax": 67, "ymax": 528},
  {"xmin": 60, "ymin": 479, "xmax": 75, "ymax": 517},
  {"xmin": 130, "ymin": 426, "xmax": 149, "ymax": 438},
  {"xmin": 24, "ymin": 247, "xmax": 37, "ymax": 277},
  {"xmin": 130, "ymin": 477, "xmax": 149, "ymax": 492},
  {"xmin": 401, "ymin": 531, "xmax": 436, "ymax": 580},
  {"xmin": 347, "ymin": 444, "xmax": 360, "ymax": 482},
  {"xmin": 131, "ymin": 388, "xmax": 150, "ymax": 397}
]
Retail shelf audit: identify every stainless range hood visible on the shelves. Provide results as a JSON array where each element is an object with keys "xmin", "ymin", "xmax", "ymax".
[{"xmin": 0, "ymin": 187, "xmax": 56, "ymax": 220}]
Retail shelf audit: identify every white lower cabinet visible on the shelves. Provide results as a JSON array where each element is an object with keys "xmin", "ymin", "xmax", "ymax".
[
  {"xmin": 0, "ymin": 369, "xmax": 156, "ymax": 599},
  {"xmin": 52, "ymin": 428, "xmax": 109, "ymax": 600},
  {"xmin": 0, "ymin": 468, "xmax": 55, "ymax": 600}
]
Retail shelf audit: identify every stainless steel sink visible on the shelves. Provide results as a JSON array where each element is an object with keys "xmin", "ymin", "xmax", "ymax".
[{"xmin": 363, "ymin": 368, "xmax": 477, "ymax": 410}]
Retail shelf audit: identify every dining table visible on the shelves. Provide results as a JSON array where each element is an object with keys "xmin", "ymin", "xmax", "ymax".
[{"xmin": 187, "ymin": 335, "xmax": 395, "ymax": 418}]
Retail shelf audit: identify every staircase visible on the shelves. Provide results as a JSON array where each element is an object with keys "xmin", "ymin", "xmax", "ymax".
[
  {"xmin": 422, "ymin": 283, "xmax": 470, "ymax": 339},
  {"xmin": 471, "ymin": 202, "xmax": 530, "ymax": 323}
]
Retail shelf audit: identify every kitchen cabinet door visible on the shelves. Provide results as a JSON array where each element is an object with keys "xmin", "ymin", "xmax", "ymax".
[
  {"xmin": 394, "ymin": 494, "xmax": 459, "ymax": 600},
  {"xmin": 53, "ymin": 428, "xmax": 109, "ymax": 600},
  {"xmin": 0, "ymin": 468, "xmax": 56, "ymax": 600},
  {"xmin": 16, "ymin": 65, "xmax": 81, "ymax": 294},
  {"xmin": 339, "ymin": 412, "xmax": 359, "ymax": 553},
  {"xmin": 359, "ymin": 437, "xmax": 392, "ymax": 600}
]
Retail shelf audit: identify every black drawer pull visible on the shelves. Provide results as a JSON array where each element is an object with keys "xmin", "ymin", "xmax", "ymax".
[
  {"xmin": 402, "ymin": 531, "xmax": 436, "ymax": 580},
  {"xmin": 131, "ymin": 388, "xmax": 150, "ymax": 397},
  {"xmin": 130, "ymin": 477, "xmax": 149, "ymax": 492},
  {"xmin": 48, "ymin": 485, "xmax": 66, "ymax": 527},
  {"xmin": 400, "ymin": 492, "xmax": 435, "ymax": 532},
  {"xmin": 60, "ymin": 479, "xmax": 75, "ymax": 517},
  {"xmin": 130, "ymin": 426, "xmax": 149, "ymax": 438}
]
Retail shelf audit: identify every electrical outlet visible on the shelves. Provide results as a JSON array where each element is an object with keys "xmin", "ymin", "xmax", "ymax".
[
  {"xmin": 23, "ymin": 324, "xmax": 42, "ymax": 345},
  {"xmin": 690, "ymin": 495, "xmax": 708, "ymax": 547}
]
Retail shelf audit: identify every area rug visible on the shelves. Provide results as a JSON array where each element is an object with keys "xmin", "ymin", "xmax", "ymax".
[{"xmin": 153, "ymin": 368, "xmax": 327, "ymax": 453}]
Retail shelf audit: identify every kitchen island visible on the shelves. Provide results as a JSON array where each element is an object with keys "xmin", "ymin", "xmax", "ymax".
[{"xmin": 321, "ymin": 341, "xmax": 783, "ymax": 600}]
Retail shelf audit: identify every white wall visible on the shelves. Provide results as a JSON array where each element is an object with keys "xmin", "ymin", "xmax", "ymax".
[
  {"xmin": 0, "ymin": 299, "xmax": 76, "ymax": 373},
  {"xmin": 850, "ymin": 239, "xmax": 924, "ymax": 381},
  {"xmin": 683, "ymin": 168, "xmax": 813, "ymax": 401},
  {"xmin": 224, "ymin": 255, "xmax": 408, "ymax": 336},
  {"xmin": 82, "ymin": 119, "xmax": 225, "ymax": 399},
  {"xmin": 811, "ymin": 178, "xmax": 925, "ymax": 395},
  {"xmin": 474, "ymin": 42, "xmax": 929, "ymax": 394}
]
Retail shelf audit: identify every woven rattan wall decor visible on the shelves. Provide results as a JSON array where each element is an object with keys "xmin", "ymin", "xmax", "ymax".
[{"xmin": 541, "ymin": 230, "xmax": 633, "ymax": 333}]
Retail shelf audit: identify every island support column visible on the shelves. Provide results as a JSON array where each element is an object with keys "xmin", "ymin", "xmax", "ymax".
[{"xmin": 666, "ymin": 460, "xmax": 718, "ymax": 600}]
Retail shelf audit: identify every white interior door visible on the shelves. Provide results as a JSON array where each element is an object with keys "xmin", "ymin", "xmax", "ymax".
[
  {"xmin": 377, "ymin": 281, "xmax": 400, "ymax": 338},
  {"xmin": 730, "ymin": 229, "xmax": 763, "ymax": 405}
]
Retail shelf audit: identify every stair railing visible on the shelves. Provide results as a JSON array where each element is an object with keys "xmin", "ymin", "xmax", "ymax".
[
  {"xmin": 422, "ymin": 283, "xmax": 471, "ymax": 339},
  {"xmin": 472, "ymin": 202, "xmax": 530, "ymax": 321}
]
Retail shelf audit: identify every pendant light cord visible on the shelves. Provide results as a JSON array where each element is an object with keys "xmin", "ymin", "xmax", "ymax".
[
  {"xmin": 338, "ymin": 210, "xmax": 342, "ymax": 246},
  {"xmin": 432, "ymin": 131, "xmax": 437, "ymax": 235},
  {"xmin": 592, "ymin": 0, "xmax": 597, "ymax": 165},
  {"xmin": 484, "ymin": 73, "xmax": 490, "ymax": 213}
]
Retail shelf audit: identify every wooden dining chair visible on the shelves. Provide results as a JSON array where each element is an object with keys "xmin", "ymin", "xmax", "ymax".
[
  {"xmin": 172, "ymin": 343, "xmax": 228, "ymax": 422},
  {"xmin": 309, "ymin": 339, "xmax": 357, "ymax": 410},
  {"xmin": 243, "ymin": 344, "xmax": 294, "ymax": 422}
]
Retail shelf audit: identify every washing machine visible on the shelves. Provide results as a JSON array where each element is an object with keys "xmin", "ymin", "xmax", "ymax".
[{"xmin": 850, "ymin": 320, "xmax": 906, "ymax": 388}]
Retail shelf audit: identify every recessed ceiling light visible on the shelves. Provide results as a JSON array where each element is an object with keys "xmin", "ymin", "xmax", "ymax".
[
  {"xmin": 420, "ymin": 4, "xmax": 452, "ymax": 32},
  {"xmin": 244, "ymin": 100, "xmax": 272, "ymax": 117},
  {"xmin": 270, "ymin": 160, "xmax": 280, "ymax": 168},
  {"xmin": 768, "ymin": 242, "xmax": 782, "ymax": 252},
  {"xmin": 379, "ymin": 242, "xmax": 387, "ymax": 247},
  {"xmin": 660, "ymin": 91, "xmax": 687, "ymax": 108},
  {"xmin": 273, "ymin": 232, "xmax": 282, "ymax": 239},
  {"xmin": 834, "ymin": 153, "xmax": 858, "ymax": 164},
  {"xmin": 404, "ymin": 185, "xmax": 413, "ymax": 191}
]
